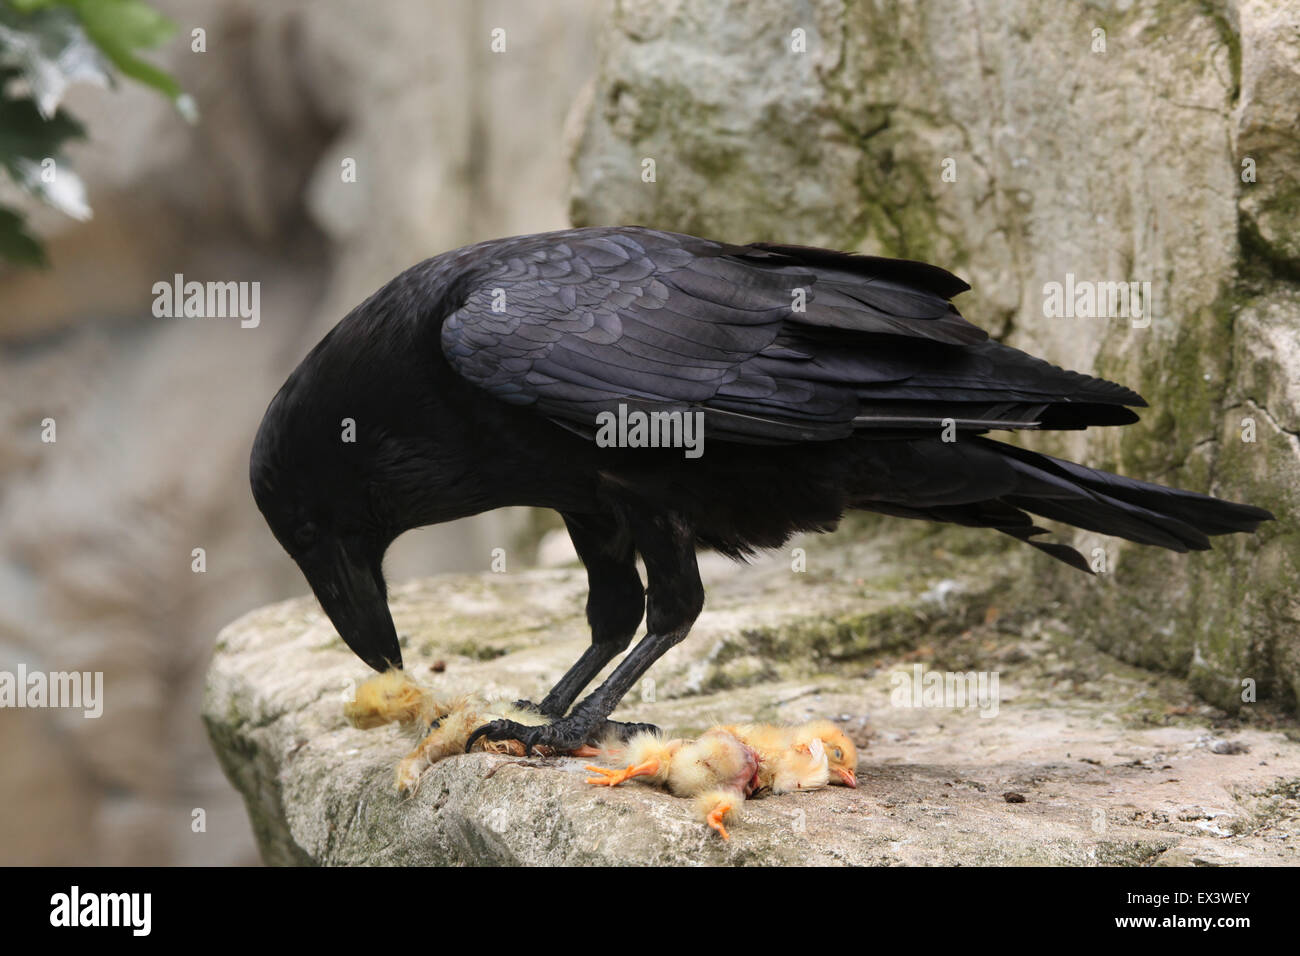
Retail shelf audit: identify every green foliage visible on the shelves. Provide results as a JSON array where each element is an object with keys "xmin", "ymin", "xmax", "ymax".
[
  {"xmin": 0, "ymin": 205, "xmax": 42, "ymax": 264},
  {"xmin": 0, "ymin": 0, "xmax": 184, "ymax": 267},
  {"xmin": 0, "ymin": 76, "xmax": 84, "ymax": 156},
  {"xmin": 23, "ymin": 0, "xmax": 181, "ymax": 98}
]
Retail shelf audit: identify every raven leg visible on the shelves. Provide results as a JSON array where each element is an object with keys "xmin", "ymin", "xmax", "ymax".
[
  {"xmin": 526, "ymin": 512, "xmax": 645, "ymax": 718},
  {"xmin": 501, "ymin": 512, "xmax": 645, "ymax": 726},
  {"xmin": 468, "ymin": 511, "xmax": 703, "ymax": 753}
]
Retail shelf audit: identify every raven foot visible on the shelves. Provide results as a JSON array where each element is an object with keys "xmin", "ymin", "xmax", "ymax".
[
  {"xmin": 466, "ymin": 716, "xmax": 590, "ymax": 754},
  {"xmin": 596, "ymin": 719, "xmax": 660, "ymax": 743},
  {"xmin": 466, "ymin": 709, "xmax": 660, "ymax": 755}
]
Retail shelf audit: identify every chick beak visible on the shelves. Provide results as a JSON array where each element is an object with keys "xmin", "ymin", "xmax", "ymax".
[{"xmin": 835, "ymin": 767, "xmax": 858, "ymax": 788}]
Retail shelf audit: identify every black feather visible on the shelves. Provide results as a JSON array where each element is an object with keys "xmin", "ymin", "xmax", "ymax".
[{"xmin": 252, "ymin": 222, "xmax": 1275, "ymax": 711}]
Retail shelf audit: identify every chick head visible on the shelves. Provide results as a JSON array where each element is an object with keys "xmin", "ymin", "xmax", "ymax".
[
  {"xmin": 794, "ymin": 720, "xmax": 858, "ymax": 787},
  {"xmin": 344, "ymin": 669, "xmax": 432, "ymax": 729}
]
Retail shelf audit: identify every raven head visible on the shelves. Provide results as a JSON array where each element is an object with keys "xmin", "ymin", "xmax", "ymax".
[
  {"xmin": 249, "ymin": 270, "xmax": 536, "ymax": 673},
  {"xmin": 249, "ymin": 359, "xmax": 405, "ymax": 673}
]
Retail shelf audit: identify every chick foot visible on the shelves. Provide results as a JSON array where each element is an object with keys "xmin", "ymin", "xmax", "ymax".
[
  {"xmin": 705, "ymin": 799, "xmax": 734, "ymax": 840},
  {"xmin": 585, "ymin": 759, "xmax": 660, "ymax": 787}
]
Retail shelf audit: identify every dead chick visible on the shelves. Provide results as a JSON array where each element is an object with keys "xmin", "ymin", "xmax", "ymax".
[
  {"xmin": 585, "ymin": 718, "xmax": 857, "ymax": 839},
  {"xmin": 586, "ymin": 728, "xmax": 759, "ymax": 839},
  {"xmin": 723, "ymin": 719, "xmax": 859, "ymax": 790},
  {"xmin": 344, "ymin": 670, "xmax": 550, "ymax": 793},
  {"xmin": 343, "ymin": 668, "xmax": 437, "ymax": 729}
]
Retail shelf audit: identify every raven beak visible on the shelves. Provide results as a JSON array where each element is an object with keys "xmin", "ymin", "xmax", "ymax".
[
  {"xmin": 302, "ymin": 539, "xmax": 403, "ymax": 672},
  {"xmin": 835, "ymin": 767, "xmax": 858, "ymax": 788}
]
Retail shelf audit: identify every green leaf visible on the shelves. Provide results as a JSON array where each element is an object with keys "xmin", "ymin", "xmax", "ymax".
[
  {"xmin": 0, "ymin": 0, "xmax": 186, "ymax": 266},
  {"xmin": 3, "ymin": 0, "xmax": 182, "ymax": 99},
  {"xmin": 62, "ymin": 0, "xmax": 179, "ymax": 98},
  {"xmin": 69, "ymin": 0, "xmax": 173, "ymax": 48},
  {"xmin": 0, "ymin": 92, "xmax": 85, "ymax": 167},
  {"xmin": 0, "ymin": 204, "xmax": 48, "ymax": 266},
  {"xmin": 0, "ymin": 4, "xmax": 112, "ymax": 118}
]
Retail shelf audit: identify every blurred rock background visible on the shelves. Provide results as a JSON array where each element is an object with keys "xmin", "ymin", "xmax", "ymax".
[
  {"xmin": 570, "ymin": 0, "xmax": 1299, "ymax": 713},
  {"xmin": 0, "ymin": 0, "xmax": 600, "ymax": 865},
  {"xmin": 3, "ymin": 0, "xmax": 1297, "ymax": 866}
]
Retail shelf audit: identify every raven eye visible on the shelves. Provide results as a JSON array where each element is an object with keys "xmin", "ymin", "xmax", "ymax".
[{"xmin": 294, "ymin": 521, "xmax": 319, "ymax": 549}]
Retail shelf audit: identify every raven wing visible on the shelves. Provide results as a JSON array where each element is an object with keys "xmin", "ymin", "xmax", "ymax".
[{"xmin": 439, "ymin": 227, "xmax": 1143, "ymax": 444}]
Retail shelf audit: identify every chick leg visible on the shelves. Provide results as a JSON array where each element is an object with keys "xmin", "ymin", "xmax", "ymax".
[
  {"xmin": 585, "ymin": 758, "xmax": 660, "ymax": 787},
  {"xmin": 396, "ymin": 712, "xmax": 471, "ymax": 793},
  {"xmin": 696, "ymin": 789, "xmax": 742, "ymax": 841},
  {"xmin": 707, "ymin": 806, "xmax": 738, "ymax": 842},
  {"xmin": 706, "ymin": 802, "xmax": 734, "ymax": 840}
]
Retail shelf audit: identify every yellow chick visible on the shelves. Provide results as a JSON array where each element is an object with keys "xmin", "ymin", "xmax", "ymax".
[
  {"xmin": 344, "ymin": 670, "xmax": 551, "ymax": 793},
  {"xmin": 587, "ymin": 728, "xmax": 759, "ymax": 839},
  {"xmin": 724, "ymin": 719, "xmax": 859, "ymax": 790},
  {"xmin": 387, "ymin": 696, "xmax": 541, "ymax": 792},
  {"xmin": 343, "ymin": 669, "xmax": 437, "ymax": 729},
  {"xmin": 585, "ymin": 718, "xmax": 858, "ymax": 839}
]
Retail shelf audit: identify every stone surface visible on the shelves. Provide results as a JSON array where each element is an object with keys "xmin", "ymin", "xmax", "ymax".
[
  {"xmin": 205, "ymin": 531, "xmax": 1300, "ymax": 865},
  {"xmin": 569, "ymin": 0, "xmax": 1300, "ymax": 713}
]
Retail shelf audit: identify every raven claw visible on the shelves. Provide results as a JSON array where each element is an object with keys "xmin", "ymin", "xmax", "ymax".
[
  {"xmin": 465, "ymin": 715, "xmax": 662, "ymax": 754},
  {"xmin": 465, "ymin": 717, "xmax": 590, "ymax": 754}
]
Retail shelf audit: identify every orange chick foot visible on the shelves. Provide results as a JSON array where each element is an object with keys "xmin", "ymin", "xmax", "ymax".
[
  {"xmin": 585, "ymin": 759, "xmax": 659, "ymax": 787},
  {"xmin": 706, "ymin": 801, "xmax": 733, "ymax": 840}
]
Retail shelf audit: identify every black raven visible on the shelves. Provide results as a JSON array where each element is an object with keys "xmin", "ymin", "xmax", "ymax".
[{"xmin": 250, "ymin": 226, "xmax": 1272, "ymax": 752}]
